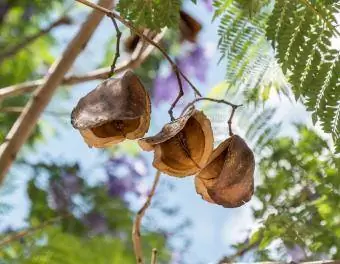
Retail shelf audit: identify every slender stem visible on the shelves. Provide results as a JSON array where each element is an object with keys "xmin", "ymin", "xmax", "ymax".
[
  {"xmin": 0, "ymin": 107, "xmax": 70, "ymax": 117},
  {"xmin": 74, "ymin": 0, "xmax": 202, "ymax": 113},
  {"xmin": 168, "ymin": 69, "xmax": 184, "ymax": 120},
  {"xmin": 108, "ymin": 17, "xmax": 122, "ymax": 77},
  {"xmin": 181, "ymin": 97, "xmax": 241, "ymax": 135},
  {"xmin": 151, "ymin": 248, "xmax": 158, "ymax": 264},
  {"xmin": 181, "ymin": 97, "xmax": 242, "ymax": 116},
  {"xmin": 132, "ymin": 171, "xmax": 161, "ymax": 264},
  {"xmin": 228, "ymin": 106, "xmax": 237, "ymax": 136}
]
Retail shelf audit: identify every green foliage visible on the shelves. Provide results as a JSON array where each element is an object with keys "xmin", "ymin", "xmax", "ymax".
[
  {"xmin": 244, "ymin": 126, "xmax": 340, "ymax": 261},
  {"xmin": 0, "ymin": 1, "xmax": 64, "ymax": 147},
  {"xmin": 266, "ymin": 0, "xmax": 340, "ymax": 152},
  {"xmin": 1, "ymin": 228, "xmax": 136, "ymax": 264},
  {"xmin": 117, "ymin": 0, "xmax": 181, "ymax": 30},
  {"xmin": 0, "ymin": 161, "xmax": 171, "ymax": 264},
  {"xmin": 215, "ymin": 0, "xmax": 340, "ymax": 152},
  {"xmin": 214, "ymin": 0, "xmax": 289, "ymax": 100}
]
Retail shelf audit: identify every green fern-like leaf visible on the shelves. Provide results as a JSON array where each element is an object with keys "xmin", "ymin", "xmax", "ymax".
[
  {"xmin": 117, "ymin": 0, "xmax": 181, "ymax": 30},
  {"xmin": 215, "ymin": 0, "xmax": 288, "ymax": 100},
  {"xmin": 266, "ymin": 0, "xmax": 340, "ymax": 151}
]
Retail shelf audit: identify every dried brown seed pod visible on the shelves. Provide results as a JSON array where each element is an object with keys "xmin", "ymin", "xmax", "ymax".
[
  {"xmin": 195, "ymin": 135, "xmax": 255, "ymax": 208},
  {"xmin": 124, "ymin": 29, "xmax": 158, "ymax": 53},
  {"xmin": 139, "ymin": 108, "xmax": 213, "ymax": 177},
  {"xmin": 179, "ymin": 10, "xmax": 202, "ymax": 43},
  {"xmin": 124, "ymin": 33, "xmax": 140, "ymax": 53},
  {"xmin": 71, "ymin": 71, "xmax": 151, "ymax": 148}
]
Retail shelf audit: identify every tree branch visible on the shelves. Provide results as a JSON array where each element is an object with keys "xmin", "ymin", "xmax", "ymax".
[
  {"xmin": 108, "ymin": 17, "xmax": 122, "ymax": 77},
  {"xmin": 132, "ymin": 170, "xmax": 161, "ymax": 264},
  {"xmin": 0, "ymin": 0, "xmax": 114, "ymax": 185},
  {"xmin": 0, "ymin": 16, "xmax": 72, "ymax": 64},
  {"xmin": 228, "ymin": 106, "xmax": 238, "ymax": 136},
  {"xmin": 151, "ymin": 248, "xmax": 158, "ymax": 264},
  {"xmin": 0, "ymin": 31, "xmax": 164, "ymax": 101},
  {"xmin": 75, "ymin": 0, "xmax": 202, "ymax": 109}
]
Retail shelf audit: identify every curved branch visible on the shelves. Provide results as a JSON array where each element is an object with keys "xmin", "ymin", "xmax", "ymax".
[
  {"xmin": 132, "ymin": 170, "xmax": 161, "ymax": 264},
  {"xmin": 0, "ymin": 31, "xmax": 164, "ymax": 101},
  {"xmin": 75, "ymin": 0, "xmax": 202, "ymax": 99}
]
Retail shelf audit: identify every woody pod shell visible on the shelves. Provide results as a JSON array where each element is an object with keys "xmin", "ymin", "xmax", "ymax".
[
  {"xmin": 139, "ymin": 108, "xmax": 213, "ymax": 177},
  {"xmin": 71, "ymin": 71, "xmax": 151, "ymax": 148},
  {"xmin": 195, "ymin": 135, "xmax": 255, "ymax": 208}
]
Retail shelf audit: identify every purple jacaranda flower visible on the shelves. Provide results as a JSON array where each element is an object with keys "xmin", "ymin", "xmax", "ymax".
[
  {"xmin": 105, "ymin": 155, "xmax": 148, "ymax": 179},
  {"xmin": 178, "ymin": 45, "xmax": 208, "ymax": 83},
  {"xmin": 286, "ymin": 244, "xmax": 306, "ymax": 262},
  {"xmin": 202, "ymin": 0, "xmax": 213, "ymax": 12},
  {"xmin": 49, "ymin": 171, "xmax": 82, "ymax": 211},
  {"xmin": 50, "ymin": 180, "xmax": 70, "ymax": 211},
  {"xmin": 153, "ymin": 73, "xmax": 183, "ymax": 106},
  {"xmin": 61, "ymin": 172, "xmax": 82, "ymax": 195},
  {"xmin": 105, "ymin": 155, "xmax": 148, "ymax": 200},
  {"xmin": 83, "ymin": 212, "xmax": 108, "ymax": 235},
  {"xmin": 153, "ymin": 45, "xmax": 209, "ymax": 105},
  {"xmin": 107, "ymin": 175, "xmax": 137, "ymax": 198}
]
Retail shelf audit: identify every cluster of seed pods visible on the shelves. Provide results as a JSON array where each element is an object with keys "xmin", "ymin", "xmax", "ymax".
[{"xmin": 71, "ymin": 71, "xmax": 254, "ymax": 208}]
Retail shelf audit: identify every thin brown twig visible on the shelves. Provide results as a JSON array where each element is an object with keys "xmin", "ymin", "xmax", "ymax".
[
  {"xmin": 151, "ymin": 248, "xmax": 158, "ymax": 264},
  {"xmin": 108, "ymin": 17, "xmax": 122, "ymax": 77},
  {"xmin": 169, "ymin": 70, "xmax": 184, "ymax": 120},
  {"xmin": 181, "ymin": 97, "xmax": 242, "ymax": 117},
  {"xmin": 0, "ymin": 107, "xmax": 70, "ymax": 117},
  {"xmin": 0, "ymin": 30, "xmax": 164, "ymax": 101},
  {"xmin": 0, "ymin": 215, "xmax": 68, "ymax": 248},
  {"xmin": 132, "ymin": 170, "xmax": 161, "ymax": 264},
  {"xmin": 228, "ymin": 106, "xmax": 238, "ymax": 136},
  {"xmin": 75, "ymin": 0, "xmax": 202, "ymax": 116},
  {"xmin": 0, "ymin": 16, "xmax": 72, "ymax": 64},
  {"xmin": 180, "ymin": 97, "xmax": 241, "ymax": 135}
]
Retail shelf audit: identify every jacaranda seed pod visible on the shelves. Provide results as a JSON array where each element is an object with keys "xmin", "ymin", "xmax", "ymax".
[
  {"xmin": 195, "ymin": 135, "xmax": 254, "ymax": 208},
  {"xmin": 139, "ymin": 108, "xmax": 213, "ymax": 177},
  {"xmin": 71, "ymin": 71, "xmax": 151, "ymax": 148},
  {"xmin": 179, "ymin": 11, "xmax": 202, "ymax": 43}
]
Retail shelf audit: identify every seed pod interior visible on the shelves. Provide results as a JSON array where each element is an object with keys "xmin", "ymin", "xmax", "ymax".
[{"xmin": 139, "ymin": 109, "xmax": 213, "ymax": 177}]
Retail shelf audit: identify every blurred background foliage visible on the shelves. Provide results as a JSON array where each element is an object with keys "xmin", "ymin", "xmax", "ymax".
[{"xmin": 0, "ymin": 0, "xmax": 339, "ymax": 263}]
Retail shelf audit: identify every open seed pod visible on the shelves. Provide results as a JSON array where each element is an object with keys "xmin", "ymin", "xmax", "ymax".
[
  {"xmin": 195, "ymin": 135, "xmax": 255, "ymax": 208},
  {"xmin": 139, "ymin": 108, "xmax": 213, "ymax": 177},
  {"xmin": 179, "ymin": 10, "xmax": 202, "ymax": 43},
  {"xmin": 71, "ymin": 71, "xmax": 151, "ymax": 148}
]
